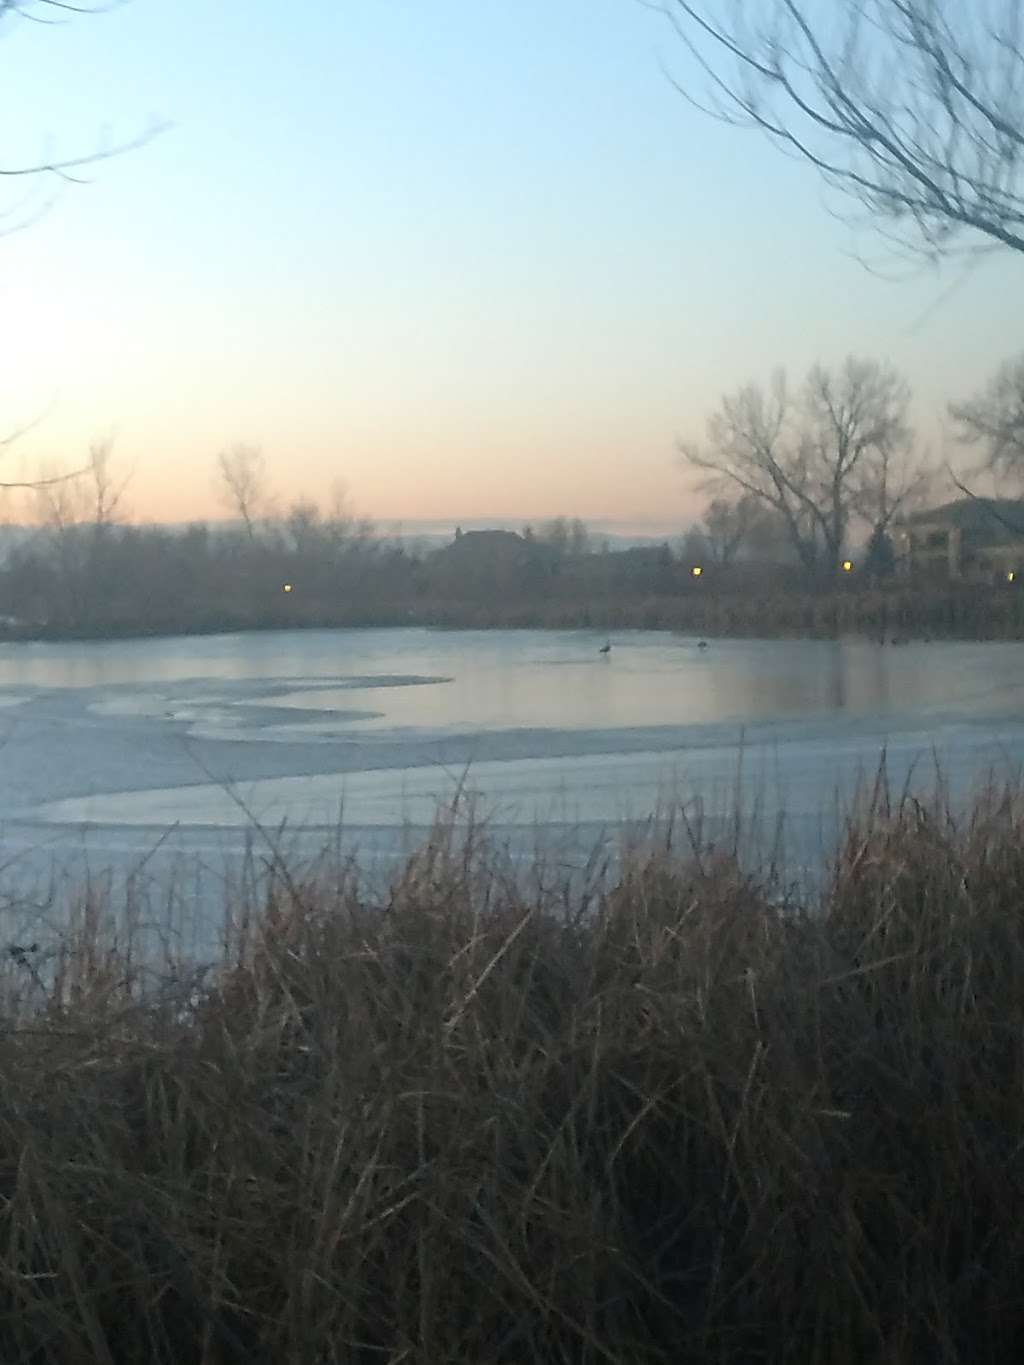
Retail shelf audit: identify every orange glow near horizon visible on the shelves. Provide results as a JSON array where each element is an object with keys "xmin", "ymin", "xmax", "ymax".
[
  {"xmin": 8, "ymin": 408, "xmax": 707, "ymax": 530},
  {"xmin": 0, "ymin": 0, "xmax": 1017, "ymax": 561}
]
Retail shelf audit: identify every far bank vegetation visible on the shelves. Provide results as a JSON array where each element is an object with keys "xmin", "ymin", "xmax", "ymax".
[{"xmin": 2, "ymin": 353, "xmax": 1024, "ymax": 641}]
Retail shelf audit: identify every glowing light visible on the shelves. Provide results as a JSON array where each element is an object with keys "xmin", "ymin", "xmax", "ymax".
[
  {"xmin": 1008, "ymin": 571, "xmax": 1016, "ymax": 583},
  {"xmin": 841, "ymin": 560, "xmax": 853, "ymax": 573},
  {"xmin": 691, "ymin": 565, "xmax": 703, "ymax": 578},
  {"xmin": 283, "ymin": 583, "xmax": 293, "ymax": 593}
]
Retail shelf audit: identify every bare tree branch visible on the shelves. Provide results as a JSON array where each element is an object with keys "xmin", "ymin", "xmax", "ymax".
[
  {"xmin": 0, "ymin": 400, "xmax": 89, "ymax": 489},
  {"xmin": 0, "ymin": 398, "xmax": 58, "ymax": 450},
  {"xmin": 2, "ymin": 467, "xmax": 87, "ymax": 490},
  {"xmin": 1, "ymin": 2, "xmax": 128, "ymax": 26},
  {"xmin": 656, "ymin": 0, "xmax": 1024, "ymax": 261},
  {"xmin": 0, "ymin": 0, "xmax": 165, "ymax": 200}
]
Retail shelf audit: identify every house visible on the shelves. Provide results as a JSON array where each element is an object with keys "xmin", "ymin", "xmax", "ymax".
[
  {"xmin": 895, "ymin": 498, "xmax": 1024, "ymax": 581},
  {"xmin": 430, "ymin": 529, "xmax": 546, "ymax": 598}
]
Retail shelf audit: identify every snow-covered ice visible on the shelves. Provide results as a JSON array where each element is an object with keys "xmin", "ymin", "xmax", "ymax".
[{"xmin": 1, "ymin": 627, "xmax": 1023, "ymax": 944}]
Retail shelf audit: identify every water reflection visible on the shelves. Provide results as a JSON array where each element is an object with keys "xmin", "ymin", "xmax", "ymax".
[
  {"xmin": 2, "ymin": 630, "xmax": 1024, "ymax": 733},
  {"xmin": 827, "ymin": 642, "xmax": 846, "ymax": 712}
]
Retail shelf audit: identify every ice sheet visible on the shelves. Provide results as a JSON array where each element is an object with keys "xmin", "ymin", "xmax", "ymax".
[{"xmin": 2, "ymin": 628, "xmax": 1024, "ymax": 869}]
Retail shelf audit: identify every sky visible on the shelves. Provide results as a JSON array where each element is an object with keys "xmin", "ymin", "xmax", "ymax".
[{"xmin": 0, "ymin": 0, "xmax": 1019, "ymax": 528}]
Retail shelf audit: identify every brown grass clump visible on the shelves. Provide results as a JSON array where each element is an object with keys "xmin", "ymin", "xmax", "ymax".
[{"xmin": 2, "ymin": 787, "xmax": 1024, "ymax": 1362}]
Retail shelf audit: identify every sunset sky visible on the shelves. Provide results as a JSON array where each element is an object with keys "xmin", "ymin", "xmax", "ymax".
[{"xmin": 0, "ymin": 0, "xmax": 1019, "ymax": 528}]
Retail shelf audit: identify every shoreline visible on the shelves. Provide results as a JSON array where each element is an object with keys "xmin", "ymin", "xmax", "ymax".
[{"xmin": 3, "ymin": 583, "xmax": 1024, "ymax": 646}]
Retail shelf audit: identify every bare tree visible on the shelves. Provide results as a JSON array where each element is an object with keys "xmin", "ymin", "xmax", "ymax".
[
  {"xmin": 216, "ymin": 444, "xmax": 267, "ymax": 540},
  {"xmin": 324, "ymin": 477, "xmax": 373, "ymax": 549},
  {"xmin": 681, "ymin": 369, "xmax": 823, "ymax": 570},
  {"xmin": 949, "ymin": 352, "xmax": 1024, "ymax": 479},
  {"xmin": 682, "ymin": 357, "xmax": 919, "ymax": 574},
  {"xmin": 33, "ymin": 464, "xmax": 80, "ymax": 536},
  {"xmin": 700, "ymin": 492, "xmax": 776, "ymax": 564},
  {"xmin": 855, "ymin": 437, "xmax": 931, "ymax": 534},
  {"xmin": 657, "ymin": 0, "xmax": 1024, "ymax": 261},
  {"xmin": 85, "ymin": 435, "xmax": 131, "ymax": 534},
  {"xmin": 25, "ymin": 438, "xmax": 131, "ymax": 626},
  {"xmin": 680, "ymin": 525, "xmax": 712, "ymax": 565},
  {"xmin": 32, "ymin": 455, "xmax": 90, "ymax": 622},
  {"xmin": 283, "ymin": 497, "xmax": 324, "ymax": 557},
  {"xmin": 535, "ymin": 517, "xmax": 591, "ymax": 559},
  {"xmin": 30, "ymin": 437, "xmax": 129, "ymax": 537},
  {"xmin": 801, "ymin": 357, "xmax": 917, "ymax": 559}
]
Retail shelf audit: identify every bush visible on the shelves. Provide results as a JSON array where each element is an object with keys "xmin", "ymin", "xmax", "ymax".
[{"xmin": 2, "ymin": 786, "xmax": 1024, "ymax": 1361}]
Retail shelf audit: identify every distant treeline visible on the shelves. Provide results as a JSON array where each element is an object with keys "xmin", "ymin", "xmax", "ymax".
[{"xmin": 1, "ymin": 506, "xmax": 1023, "ymax": 642}]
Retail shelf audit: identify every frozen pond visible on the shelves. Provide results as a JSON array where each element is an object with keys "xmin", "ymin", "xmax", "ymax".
[{"xmin": 2, "ymin": 627, "xmax": 1024, "ymax": 946}]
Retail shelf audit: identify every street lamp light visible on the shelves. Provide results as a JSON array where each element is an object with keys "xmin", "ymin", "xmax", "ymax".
[
  {"xmin": 841, "ymin": 560, "xmax": 853, "ymax": 573},
  {"xmin": 283, "ymin": 583, "xmax": 293, "ymax": 593},
  {"xmin": 691, "ymin": 565, "xmax": 703, "ymax": 578}
]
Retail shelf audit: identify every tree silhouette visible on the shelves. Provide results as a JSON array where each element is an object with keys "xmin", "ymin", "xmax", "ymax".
[{"xmin": 659, "ymin": 0, "xmax": 1024, "ymax": 262}]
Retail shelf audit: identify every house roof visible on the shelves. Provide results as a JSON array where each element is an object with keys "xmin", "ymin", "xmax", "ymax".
[
  {"xmin": 903, "ymin": 497, "xmax": 1024, "ymax": 538},
  {"xmin": 436, "ymin": 529, "xmax": 531, "ymax": 561},
  {"xmin": 454, "ymin": 530, "xmax": 525, "ymax": 545}
]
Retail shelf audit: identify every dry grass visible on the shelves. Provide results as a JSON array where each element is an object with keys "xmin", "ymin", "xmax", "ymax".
[
  {"xmin": 2, "ymin": 786, "xmax": 1024, "ymax": 1362},
  {"xmin": 15, "ymin": 580, "xmax": 1024, "ymax": 644},
  {"xmin": 411, "ymin": 582, "xmax": 1024, "ymax": 639}
]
